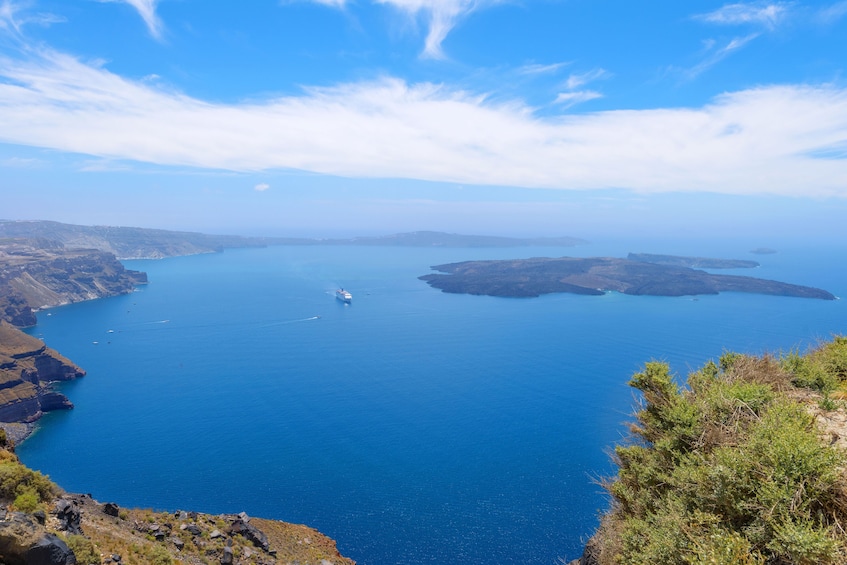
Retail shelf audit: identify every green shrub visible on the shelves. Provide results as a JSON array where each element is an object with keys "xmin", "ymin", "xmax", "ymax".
[
  {"xmin": 599, "ymin": 344, "xmax": 847, "ymax": 564},
  {"xmin": 65, "ymin": 535, "xmax": 100, "ymax": 565},
  {"xmin": 12, "ymin": 486, "xmax": 39, "ymax": 512},
  {"xmin": 0, "ymin": 457, "xmax": 55, "ymax": 505}
]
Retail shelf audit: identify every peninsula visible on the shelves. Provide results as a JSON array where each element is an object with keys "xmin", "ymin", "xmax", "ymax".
[{"xmin": 419, "ymin": 256, "xmax": 835, "ymax": 300}]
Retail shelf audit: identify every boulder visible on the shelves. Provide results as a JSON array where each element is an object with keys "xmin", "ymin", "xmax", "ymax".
[
  {"xmin": 102, "ymin": 502, "xmax": 120, "ymax": 517},
  {"xmin": 54, "ymin": 498, "xmax": 82, "ymax": 535},
  {"xmin": 228, "ymin": 517, "xmax": 270, "ymax": 552},
  {"xmin": 24, "ymin": 534, "xmax": 76, "ymax": 565}
]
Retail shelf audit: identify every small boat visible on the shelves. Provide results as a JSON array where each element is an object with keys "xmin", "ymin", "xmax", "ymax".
[{"xmin": 336, "ymin": 288, "xmax": 352, "ymax": 303}]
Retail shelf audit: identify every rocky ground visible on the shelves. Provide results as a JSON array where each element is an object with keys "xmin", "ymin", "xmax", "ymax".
[{"xmin": 0, "ymin": 477, "xmax": 355, "ymax": 565}]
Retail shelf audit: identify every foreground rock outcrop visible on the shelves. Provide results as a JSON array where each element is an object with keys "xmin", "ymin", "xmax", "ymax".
[{"xmin": 0, "ymin": 458, "xmax": 355, "ymax": 565}]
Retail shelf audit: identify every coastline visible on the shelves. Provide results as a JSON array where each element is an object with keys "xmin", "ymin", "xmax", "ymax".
[{"xmin": 0, "ymin": 421, "xmax": 36, "ymax": 445}]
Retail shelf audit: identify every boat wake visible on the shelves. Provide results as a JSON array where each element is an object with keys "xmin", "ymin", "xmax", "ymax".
[{"xmin": 261, "ymin": 316, "xmax": 321, "ymax": 328}]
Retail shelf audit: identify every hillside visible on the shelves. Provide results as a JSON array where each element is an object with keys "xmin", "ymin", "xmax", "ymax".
[
  {"xmin": 571, "ymin": 337, "xmax": 847, "ymax": 565},
  {"xmin": 0, "ymin": 238, "xmax": 148, "ymax": 327},
  {"xmin": 0, "ymin": 322, "xmax": 83, "ymax": 426},
  {"xmin": 0, "ymin": 221, "xmax": 268, "ymax": 260}
]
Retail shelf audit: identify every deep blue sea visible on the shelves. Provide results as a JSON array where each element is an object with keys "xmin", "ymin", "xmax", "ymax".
[{"xmin": 17, "ymin": 239, "xmax": 847, "ymax": 564}]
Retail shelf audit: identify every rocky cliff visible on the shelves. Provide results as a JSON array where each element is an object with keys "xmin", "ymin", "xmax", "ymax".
[
  {"xmin": 0, "ymin": 323, "xmax": 83, "ymax": 423},
  {"xmin": 0, "ymin": 237, "xmax": 145, "ymax": 427},
  {"xmin": 0, "ymin": 238, "xmax": 147, "ymax": 327}
]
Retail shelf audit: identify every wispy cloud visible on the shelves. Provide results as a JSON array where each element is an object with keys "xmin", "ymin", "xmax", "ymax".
[
  {"xmin": 683, "ymin": 33, "xmax": 759, "ymax": 79},
  {"xmin": 0, "ymin": 47, "xmax": 846, "ymax": 197},
  {"xmin": 817, "ymin": 0, "xmax": 847, "ymax": 23},
  {"xmin": 552, "ymin": 68, "xmax": 607, "ymax": 108},
  {"xmin": 0, "ymin": 0, "xmax": 64, "ymax": 36},
  {"xmin": 564, "ymin": 68, "xmax": 608, "ymax": 91},
  {"xmin": 255, "ymin": 182, "xmax": 271, "ymax": 191},
  {"xmin": 518, "ymin": 62, "xmax": 570, "ymax": 76},
  {"xmin": 697, "ymin": 1, "xmax": 793, "ymax": 29},
  {"xmin": 306, "ymin": 0, "xmax": 348, "ymax": 6},
  {"xmin": 304, "ymin": 0, "xmax": 499, "ymax": 58},
  {"xmin": 553, "ymin": 90, "xmax": 602, "ymax": 108},
  {"xmin": 376, "ymin": 0, "xmax": 495, "ymax": 58},
  {"xmin": 100, "ymin": 0, "xmax": 164, "ymax": 40}
]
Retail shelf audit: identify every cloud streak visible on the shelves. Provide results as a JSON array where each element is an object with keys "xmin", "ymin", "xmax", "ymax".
[
  {"xmin": 697, "ymin": 1, "xmax": 792, "ymax": 29},
  {"xmin": 0, "ymin": 47, "xmax": 846, "ymax": 197},
  {"xmin": 101, "ymin": 0, "xmax": 163, "ymax": 39}
]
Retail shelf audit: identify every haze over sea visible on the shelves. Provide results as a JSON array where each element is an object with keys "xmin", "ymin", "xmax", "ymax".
[{"xmin": 17, "ymin": 238, "xmax": 847, "ymax": 564}]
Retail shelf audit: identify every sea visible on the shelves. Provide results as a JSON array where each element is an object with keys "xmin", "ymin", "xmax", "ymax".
[{"xmin": 17, "ymin": 238, "xmax": 847, "ymax": 565}]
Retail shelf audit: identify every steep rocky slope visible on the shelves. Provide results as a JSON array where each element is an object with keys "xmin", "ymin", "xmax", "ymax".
[
  {"xmin": 0, "ymin": 238, "xmax": 147, "ymax": 327},
  {"xmin": 0, "ymin": 322, "xmax": 83, "ymax": 424}
]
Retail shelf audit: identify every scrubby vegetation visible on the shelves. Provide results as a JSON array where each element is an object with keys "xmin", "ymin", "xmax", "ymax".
[
  {"xmin": 592, "ymin": 337, "xmax": 847, "ymax": 565},
  {"xmin": 0, "ymin": 448, "xmax": 56, "ymax": 512}
]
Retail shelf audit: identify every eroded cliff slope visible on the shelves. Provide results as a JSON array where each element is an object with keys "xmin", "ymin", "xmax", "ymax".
[{"xmin": 0, "ymin": 238, "xmax": 147, "ymax": 327}]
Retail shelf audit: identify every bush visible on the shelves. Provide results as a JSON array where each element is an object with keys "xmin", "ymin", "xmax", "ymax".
[
  {"xmin": 598, "ymin": 344, "xmax": 847, "ymax": 564},
  {"xmin": 0, "ymin": 456, "xmax": 55, "ymax": 507},
  {"xmin": 12, "ymin": 487, "xmax": 39, "ymax": 512},
  {"xmin": 65, "ymin": 535, "xmax": 100, "ymax": 565}
]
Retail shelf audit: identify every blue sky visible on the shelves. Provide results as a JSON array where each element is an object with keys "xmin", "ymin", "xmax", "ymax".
[{"xmin": 1, "ymin": 0, "xmax": 846, "ymax": 238}]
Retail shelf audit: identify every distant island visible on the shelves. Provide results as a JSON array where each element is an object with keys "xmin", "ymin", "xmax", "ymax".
[
  {"xmin": 419, "ymin": 256, "xmax": 835, "ymax": 300},
  {"xmin": 298, "ymin": 230, "xmax": 588, "ymax": 248},
  {"xmin": 750, "ymin": 247, "xmax": 778, "ymax": 255}
]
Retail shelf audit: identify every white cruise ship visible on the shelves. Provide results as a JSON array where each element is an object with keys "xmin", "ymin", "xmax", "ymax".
[{"xmin": 336, "ymin": 288, "xmax": 352, "ymax": 303}]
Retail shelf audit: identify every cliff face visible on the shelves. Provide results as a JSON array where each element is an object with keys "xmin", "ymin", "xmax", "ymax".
[
  {"xmin": 0, "ymin": 238, "xmax": 147, "ymax": 326},
  {"xmin": 0, "ymin": 323, "xmax": 84, "ymax": 423},
  {"xmin": 0, "ymin": 238, "xmax": 140, "ymax": 424}
]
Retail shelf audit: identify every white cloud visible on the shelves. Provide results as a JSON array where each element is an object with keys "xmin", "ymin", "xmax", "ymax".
[
  {"xmin": 682, "ymin": 33, "xmax": 759, "ymax": 79},
  {"xmin": 373, "ymin": 0, "xmax": 486, "ymax": 58},
  {"xmin": 100, "ymin": 0, "xmax": 164, "ymax": 40},
  {"xmin": 0, "ymin": 1, "xmax": 64, "ymax": 36},
  {"xmin": 255, "ymin": 182, "xmax": 271, "ymax": 191},
  {"xmin": 518, "ymin": 62, "xmax": 570, "ymax": 76},
  {"xmin": 553, "ymin": 90, "xmax": 602, "ymax": 108},
  {"xmin": 564, "ymin": 68, "xmax": 608, "ymax": 91},
  {"xmin": 307, "ymin": 0, "xmax": 348, "ymax": 6},
  {"xmin": 298, "ymin": 0, "xmax": 502, "ymax": 58},
  {"xmin": 0, "ymin": 47, "xmax": 847, "ymax": 197},
  {"xmin": 697, "ymin": 2, "xmax": 792, "ymax": 29}
]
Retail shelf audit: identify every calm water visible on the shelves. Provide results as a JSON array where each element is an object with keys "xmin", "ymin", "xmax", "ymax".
[{"xmin": 18, "ymin": 241, "xmax": 847, "ymax": 564}]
